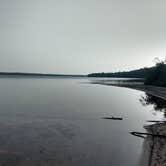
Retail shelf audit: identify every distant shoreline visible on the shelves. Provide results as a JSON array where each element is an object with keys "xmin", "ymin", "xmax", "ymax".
[{"xmin": 0, "ymin": 72, "xmax": 86, "ymax": 78}]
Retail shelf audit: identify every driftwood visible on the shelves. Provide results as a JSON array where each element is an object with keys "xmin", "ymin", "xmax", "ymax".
[
  {"xmin": 102, "ymin": 116, "xmax": 123, "ymax": 120},
  {"xmin": 146, "ymin": 120, "xmax": 166, "ymax": 123},
  {"xmin": 130, "ymin": 132, "xmax": 166, "ymax": 139}
]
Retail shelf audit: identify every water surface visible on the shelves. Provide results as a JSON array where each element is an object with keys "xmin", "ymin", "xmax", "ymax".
[{"xmin": 0, "ymin": 77, "xmax": 164, "ymax": 166}]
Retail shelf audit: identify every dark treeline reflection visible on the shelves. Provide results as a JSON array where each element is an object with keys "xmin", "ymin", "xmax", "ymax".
[{"xmin": 140, "ymin": 93, "xmax": 166, "ymax": 117}]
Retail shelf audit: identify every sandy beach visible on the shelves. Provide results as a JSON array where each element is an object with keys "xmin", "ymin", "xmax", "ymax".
[{"xmin": 138, "ymin": 122, "xmax": 166, "ymax": 166}]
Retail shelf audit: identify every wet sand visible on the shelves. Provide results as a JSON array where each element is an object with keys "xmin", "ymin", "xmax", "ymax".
[{"xmin": 138, "ymin": 122, "xmax": 166, "ymax": 166}]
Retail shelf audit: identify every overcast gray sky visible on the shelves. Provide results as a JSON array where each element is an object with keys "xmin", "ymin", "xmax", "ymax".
[{"xmin": 0, "ymin": 0, "xmax": 166, "ymax": 74}]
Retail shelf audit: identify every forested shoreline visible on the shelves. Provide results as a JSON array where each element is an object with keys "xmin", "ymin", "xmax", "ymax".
[
  {"xmin": 88, "ymin": 59, "xmax": 166, "ymax": 87},
  {"xmin": 88, "ymin": 68, "xmax": 150, "ymax": 78}
]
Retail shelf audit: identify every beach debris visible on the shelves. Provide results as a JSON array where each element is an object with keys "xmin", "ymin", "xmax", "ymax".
[
  {"xmin": 146, "ymin": 120, "xmax": 166, "ymax": 123},
  {"xmin": 130, "ymin": 131, "xmax": 166, "ymax": 139},
  {"xmin": 102, "ymin": 116, "xmax": 123, "ymax": 120}
]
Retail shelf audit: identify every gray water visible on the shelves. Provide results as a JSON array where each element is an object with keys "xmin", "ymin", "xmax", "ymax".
[{"xmin": 0, "ymin": 77, "xmax": 164, "ymax": 166}]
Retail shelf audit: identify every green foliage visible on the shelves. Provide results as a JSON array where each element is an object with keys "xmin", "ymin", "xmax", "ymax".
[{"xmin": 145, "ymin": 59, "xmax": 166, "ymax": 87}]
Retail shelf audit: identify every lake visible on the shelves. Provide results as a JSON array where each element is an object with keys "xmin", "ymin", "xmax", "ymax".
[{"xmin": 0, "ymin": 77, "xmax": 165, "ymax": 166}]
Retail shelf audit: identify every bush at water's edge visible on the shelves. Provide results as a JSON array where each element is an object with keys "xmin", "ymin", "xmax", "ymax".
[{"xmin": 145, "ymin": 60, "xmax": 166, "ymax": 87}]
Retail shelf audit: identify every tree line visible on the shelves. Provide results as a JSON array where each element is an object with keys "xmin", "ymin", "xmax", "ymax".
[
  {"xmin": 88, "ymin": 58, "xmax": 166, "ymax": 87},
  {"xmin": 88, "ymin": 68, "xmax": 150, "ymax": 78},
  {"xmin": 144, "ymin": 58, "xmax": 166, "ymax": 87}
]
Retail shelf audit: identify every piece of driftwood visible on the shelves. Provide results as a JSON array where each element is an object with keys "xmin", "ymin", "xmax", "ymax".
[
  {"xmin": 130, "ymin": 132, "xmax": 166, "ymax": 139},
  {"xmin": 102, "ymin": 116, "xmax": 123, "ymax": 120},
  {"xmin": 146, "ymin": 120, "xmax": 166, "ymax": 123}
]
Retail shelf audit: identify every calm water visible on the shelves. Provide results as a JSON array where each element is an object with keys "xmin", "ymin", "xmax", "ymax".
[{"xmin": 0, "ymin": 77, "xmax": 164, "ymax": 166}]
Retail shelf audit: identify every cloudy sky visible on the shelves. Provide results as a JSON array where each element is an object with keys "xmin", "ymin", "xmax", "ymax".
[{"xmin": 0, "ymin": 0, "xmax": 166, "ymax": 74}]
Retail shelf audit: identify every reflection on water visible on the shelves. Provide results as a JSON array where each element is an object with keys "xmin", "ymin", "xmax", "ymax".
[
  {"xmin": 89, "ymin": 78, "xmax": 166, "ymax": 166},
  {"xmin": 140, "ymin": 93, "xmax": 166, "ymax": 117},
  {"xmin": 90, "ymin": 78, "xmax": 144, "ymax": 85}
]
